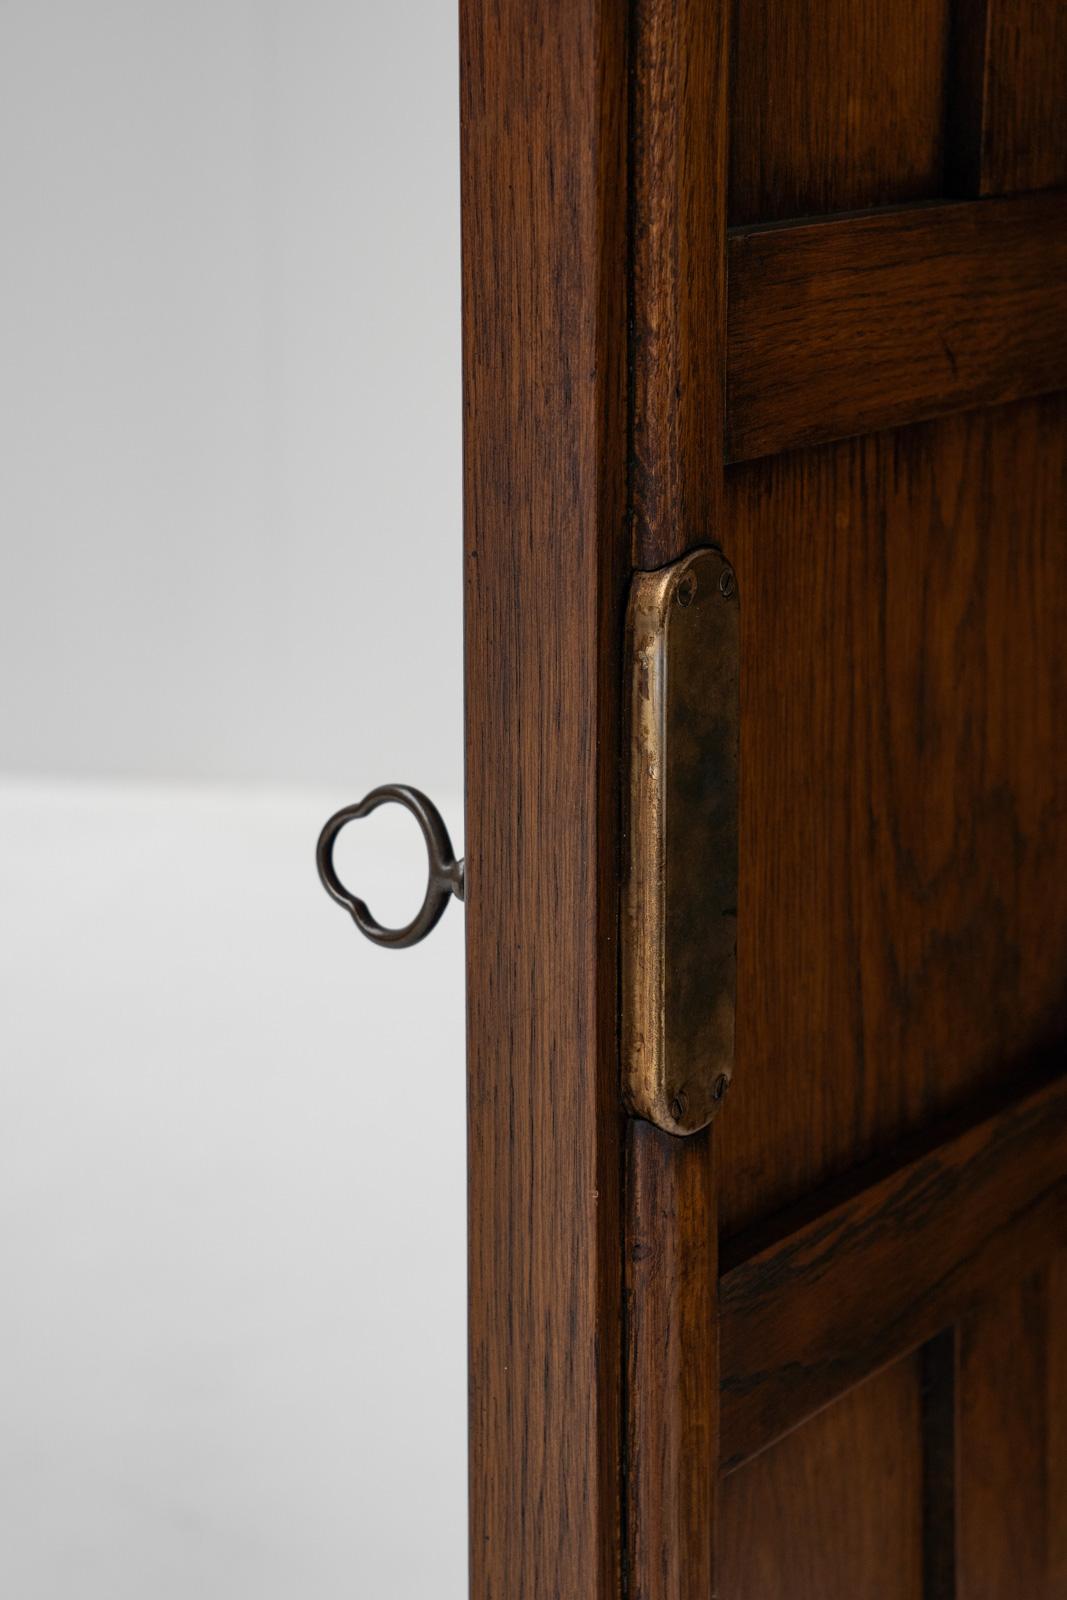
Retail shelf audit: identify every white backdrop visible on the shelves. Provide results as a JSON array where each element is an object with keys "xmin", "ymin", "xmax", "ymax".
[
  {"xmin": 0, "ymin": 0, "xmax": 462, "ymax": 790},
  {"xmin": 0, "ymin": 4, "xmax": 466, "ymax": 1596}
]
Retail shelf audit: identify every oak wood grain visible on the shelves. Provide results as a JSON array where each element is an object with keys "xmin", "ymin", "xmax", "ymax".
[
  {"xmin": 624, "ymin": 3, "xmax": 731, "ymax": 1596},
  {"xmin": 720, "ymin": 1072, "xmax": 1067, "ymax": 1471},
  {"xmin": 631, "ymin": 0, "xmax": 729, "ymax": 566},
  {"xmin": 726, "ymin": 193, "xmax": 1067, "ymax": 462},
  {"xmin": 462, "ymin": 2, "xmax": 1067, "ymax": 1592},
  {"xmin": 949, "ymin": 0, "xmax": 1067, "ymax": 196},
  {"xmin": 721, "ymin": 395, "xmax": 1067, "ymax": 1237},
  {"xmin": 956, "ymin": 1255, "xmax": 1067, "ymax": 1599},
  {"xmin": 729, "ymin": 0, "xmax": 948, "ymax": 225},
  {"xmin": 717, "ymin": 1357, "xmax": 924, "ymax": 1598},
  {"xmin": 461, "ymin": 2, "xmax": 628, "ymax": 1594},
  {"xmin": 625, "ymin": 1125, "xmax": 717, "ymax": 1600}
]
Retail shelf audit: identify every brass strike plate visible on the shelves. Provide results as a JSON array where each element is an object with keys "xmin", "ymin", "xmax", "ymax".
[{"xmin": 623, "ymin": 546, "xmax": 739, "ymax": 1136}]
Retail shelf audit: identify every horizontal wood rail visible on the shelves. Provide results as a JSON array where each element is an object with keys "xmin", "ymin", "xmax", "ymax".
[
  {"xmin": 726, "ymin": 192, "xmax": 1067, "ymax": 462},
  {"xmin": 719, "ymin": 1071, "xmax": 1067, "ymax": 1472}
]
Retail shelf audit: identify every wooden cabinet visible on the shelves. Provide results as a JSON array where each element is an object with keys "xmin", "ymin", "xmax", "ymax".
[{"xmin": 461, "ymin": 0, "xmax": 1067, "ymax": 1592}]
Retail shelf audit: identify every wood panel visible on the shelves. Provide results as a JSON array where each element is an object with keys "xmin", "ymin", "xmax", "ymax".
[
  {"xmin": 720, "ymin": 1071, "xmax": 1067, "ymax": 1470},
  {"xmin": 625, "ymin": 2, "xmax": 730, "ymax": 1595},
  {"xmin": 726, "ymin": 193, "xmax": 1067, "ymax": 462},
  {"xmin": 462, "ymin": 0, "xmax": 1067, "ymax": 1594},
  {"xmin": 956, "ymin": 1255, "xmax": 1067, "ymax": 1599},
  {"xmin": 460, "ymin": 1, "xmax": 628, "ymax": 1595},
  {"xmin": 949, "ymin": 0, "xmax": 1067, "ymax": 196},
  {"xmin": 625, "ymin": 1125, "xmax": 717, "ymax": 1600},
  {"xmin": 920, "ymin": 1330, "xmax": 958, "ymax": 1600},
  {"xmin": 728, "ymin": 0, "xmax": 948, "ymax": 225},
  {"xmin": 631, "ymin": 0, "xmax": 728, "ymax": 567},
  {"xmin": 720, "ymin": 394, "xmax": 1067, "ymax": 1237},
  {"xmin": 717, "ymin": 1357, "xmax": 924, "ymax": 1598}
]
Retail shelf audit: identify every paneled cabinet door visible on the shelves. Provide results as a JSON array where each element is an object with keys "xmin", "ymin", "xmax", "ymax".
[{"xmin": 461, "ymin": 0, "xmax": 1067, "ymax": 1595}]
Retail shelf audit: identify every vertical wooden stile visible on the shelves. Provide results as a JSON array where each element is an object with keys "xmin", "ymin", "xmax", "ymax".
[
  {"xmin": 626, "ymin": 2, "xmax": 730, "ymax": 1596},
  {"xmin": 460, "ymin": 2, "xmax": 628, "ymax": 1596}
]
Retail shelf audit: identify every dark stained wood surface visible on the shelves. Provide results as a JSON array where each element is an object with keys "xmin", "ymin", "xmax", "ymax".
[
  {"xmin": 462, "ymin": 0, "xmax": 1067, "ymax": 1588},
  {"xmin": 624, "ymin": 2, "xmax": 731, "ymax": 1595},
  {"xmin": 949, "ymin": 0, "xmax": 1067, "ymax": 196},
  {"xmin": 920, "ymin": 1330, "xmax": 959, "ymax": 1600},
  {"xmin": 956, "ymin": 1256, "xmax": 1067, "ymax": 1598},
  {"xmin": 721, "ymin": 394, "xmax": 1067, "ymax": 1237},
  {"xmin": 726, "ymin": 193, "xmax": 1067, "ymax": 462},
  {"xmin": 631, "ymin": 0, "xmax": 728, "ymax": 567},
  {"xmin": 719, "ymin": 1072, "xmax": 1067, "ymax": 1470},
  {"xmin": 460, "ymin": 1, "xmax": 628, "ymax": 1594},
  {"xmin": 625, "ymin": 1125, "xmax": 717, "ymax": 1600},
  {"xmin": 717, "ymin": 1357, "xmax": 925, "ymax": 1598},
  {"xmin": 729, "ymin": 0, "xmax": 948, "ymax": 225}
]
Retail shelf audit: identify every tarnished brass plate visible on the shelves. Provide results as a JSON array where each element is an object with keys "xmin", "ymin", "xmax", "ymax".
[{"xmin": 623, "ymin": 546, "xmax": 739, "ymax": 1135}]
